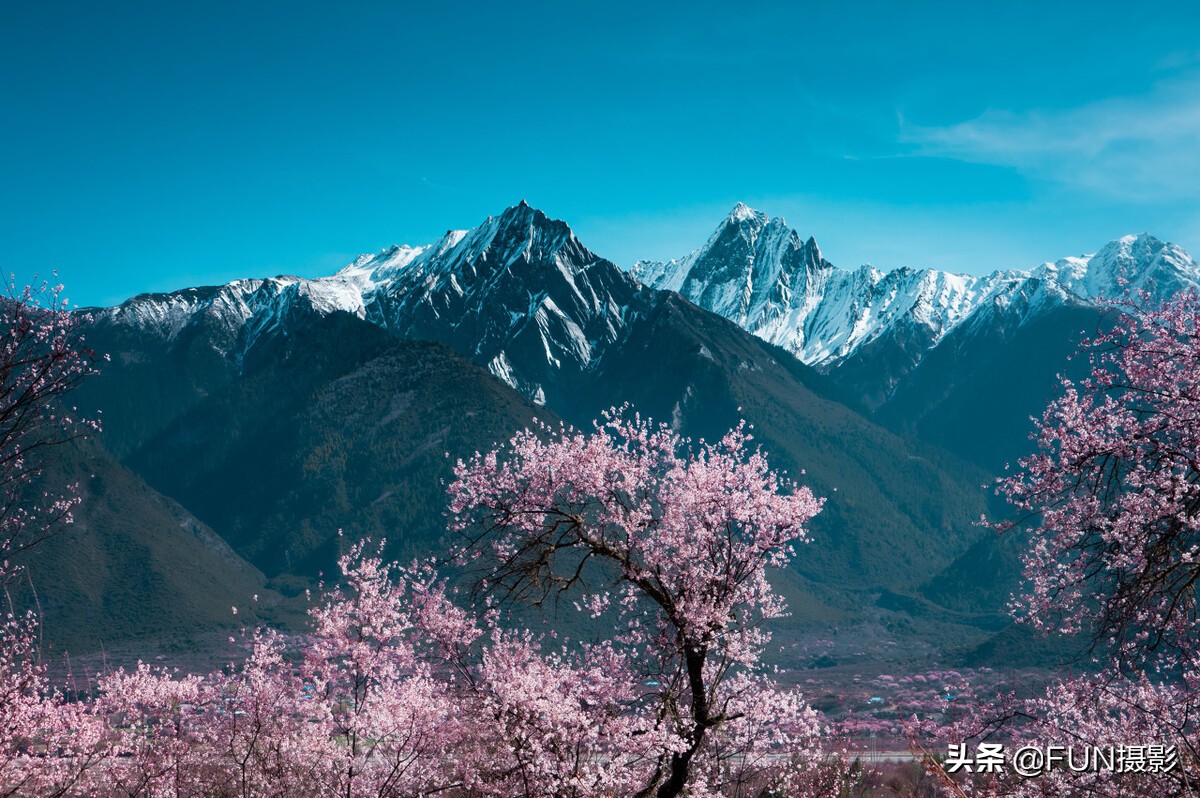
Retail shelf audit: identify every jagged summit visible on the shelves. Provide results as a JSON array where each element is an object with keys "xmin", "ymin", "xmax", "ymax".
[
  {"xmin": 337, "ymin": 202, "xmax": 595, "ymax": 291},
  {"xmin": 632, "ymin": 205, "xmax": 1200, "ymax": 397},
  {"xmin": 631, "ymin": 204, "xmax": 831, "ymax": 329},
  {"xmin": 726, "ymin": 201, "xmax": 767, "ymax": 225},
  {"xmin": 467, "ymin": 201, "xmax": 590, "ymax": 269},
  {"xmin": 98, "ymin": 202, "xmax": 644, "ymax": 408},
  {"xmin": 1031, "ymin": 232, "xmax": 1197, "ymax": 301}
]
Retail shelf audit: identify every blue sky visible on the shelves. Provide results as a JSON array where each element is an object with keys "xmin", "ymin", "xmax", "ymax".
[{"xmin": 3, "ymin": 1, "xmax": 1199, "ymax": 307}]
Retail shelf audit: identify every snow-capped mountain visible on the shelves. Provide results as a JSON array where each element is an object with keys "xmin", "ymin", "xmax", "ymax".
[
  {"xmin": 632, "ymin": 206, "xmax": 1200, "ymax": 389},
  {"xmin": 96, "ymin": 200, "xmax": 1200, "ymax": 419},
  {"xmin": 102, "ymin": 274, "xmax": 370, "ymax": 353},
  {"xmin": 95, "ymin": 202, "xmax": 654, "ymax": 408},
  {"xmin": 74, "ymin": 200, "xmax": 1200, "ymax": 654},
  {"xmin": 344, "ymin": 201, "xmax": 647, "ymax": 405},
  {"xmin": 1030, "ymin": 233, "xmax": 1200, "ymax": 301}
]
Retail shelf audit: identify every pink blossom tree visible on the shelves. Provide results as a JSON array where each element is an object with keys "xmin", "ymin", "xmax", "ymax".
[
  {"xmin": 89, "ymin": 544, "xmax": 479, "ymax": 798},
  {"xmin": 447, "ymin": 408, "xmax": 829, "ymax": 798},
  {"xmin": 997, "ymin": 293, "xmax": 1200, "ymax": 669},
  {"xmin": 0, "ymin": 598, "xmax": 109, "ymax": 797},
  {"xmin": 300, "ymin": 542, "xmax": 474, "ymax": 797},
  {"xmin": 928, "ymin": 293, "xmax": 1200, "ymax": 795},
  {"xmin": 93, "ymin": 661, "xmax": 210, "ymax": 796},
  {"xmin": 0, "ymin": 282, "xmax": 104, "ymax": 795},
  {"xmin": 0, "ymin": 280, "xmax": 101, "ymax": 562}
]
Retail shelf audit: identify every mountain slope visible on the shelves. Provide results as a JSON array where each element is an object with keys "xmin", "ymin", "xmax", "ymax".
[
  {"xmin": 120, "ymin": 312, "xmax": 552, "ymax": 579},
  {"xmin": 11, "ymin": 440, "xmax": 268, "ymax": 654},
  {"xmin": 79, "ymin": 276, "xmax": 370, "ymax": 459},
  {"xmin": 876, "ymin": 297, "xmax": 1110, "ymax": 472},
  {"xmin": 584, "ymin": 292, "xmax": 989, "ymax": 592}
]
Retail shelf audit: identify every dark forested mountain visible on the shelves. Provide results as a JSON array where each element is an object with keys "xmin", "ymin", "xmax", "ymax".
[
  {"xmin": 13, "ymin": 440, "xmax": 267, "ymax": 653},
  {"xmin": 121, "ymin": 315, "xmax": 551, "ymax": 579}
]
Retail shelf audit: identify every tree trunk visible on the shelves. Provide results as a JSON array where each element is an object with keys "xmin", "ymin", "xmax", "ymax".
[{"xmin": 653, "ymin": 645, "xmax": 710, "ymax": 798}]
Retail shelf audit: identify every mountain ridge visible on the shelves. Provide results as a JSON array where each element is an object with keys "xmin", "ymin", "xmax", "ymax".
[
  {"xmin": 93, "ymin": 203, "xmax": 1198, "ymax": 411},
  {"xmin": 631, "ymin": 206, "xmax": 1199, "ymax": 406}
]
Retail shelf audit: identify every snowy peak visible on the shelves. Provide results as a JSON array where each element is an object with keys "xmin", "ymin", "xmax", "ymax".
[
  {"xmin": 98, "ymin": 273, "xmax": 371, "ymax": 363},
  {"xmin": 1032, "ymin": 233, "xmax": 1200, "ymax": 301},
  {"xmin": 471, "ymin": 200, "xmax": 597, "ymax": 273},
  {"xmin": 726, "ymin": 201, "xmax": 768, "ymax": 226},
  {"xmin": 343, "ymin": 202, "xmax": 600, "ymax": 292},
  {"xmin": 98, "ymin": 203, "xmax": 645, "ymax": 408},
  {"xmin": 632, "ymin": 207, "xmax": 1200, "ymax": 395},
  {"xmin": 632, "ymin": 204, "xmax": 832, "ymax": 329},
  {"xmin": 332, "ymin": 203, "xmax": 650, "ymax": 406}
]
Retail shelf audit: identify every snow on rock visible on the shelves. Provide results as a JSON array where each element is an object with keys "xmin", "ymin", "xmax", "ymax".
[
  {"xmin": 97, "ymin": 202, "xmax": 651, "ymax": 407},
  {"xmin": 95, "ymin": 202, "xmax": 1200, "ymax": 408},
  {"xmin": 1031, "ymin": 234, "xmax": 1199, "ymax": 302},
  {"xmin": 632, "ymin": 206, "xmax": 1200, "ymax": 372}
]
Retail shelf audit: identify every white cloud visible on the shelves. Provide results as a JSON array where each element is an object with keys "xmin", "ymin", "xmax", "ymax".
[{"xmin": 906, "ymin": 76, "xmax": 1200, "ymax": 202}]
